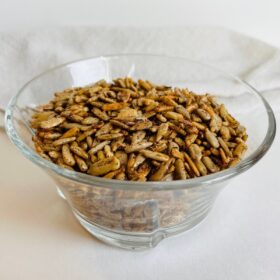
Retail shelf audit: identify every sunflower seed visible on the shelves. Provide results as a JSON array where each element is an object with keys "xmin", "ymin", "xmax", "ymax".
[
  {"xmin": 140, "ymin": 150, "xmax": 170, "ymax": 162},
  {"xmin": 40, "ymin": 117, "xmax": 65, "ymax": 129},
  {"xmin": 189, "ymin": 143, "xmax": 202, "ymax": 161},
  {"xmin": 88, "ymin": 141, "xmax": 111, "ymax": 155},
  {"xmin": 233, "ymin": 142, "xmax": 247, "ymax": 158},
  {"xmin": 194, "ymin": 159, "xmax": 208, "ymax": 176},
  {"xmin": 202, "ymin": 156, "xmax": 220, "ymax": 173},
  {"xmin": 81, "ymin": 117, "xmax": 99, "ymax": 125},
  {"xmin": 175, "ymin": 158, "xmax": 188, "ymax": 179},
  {"xmin": 60, "ymin": 127, "xmax": 80, "ymax": 139},
  {"xmin": 62, "ymin": 144, "xmax": 75, "ymax": 166},
  {"xmin": 205, "ymin": 129, "xmax": 220, "ymax": 148},
  {"xmin": 53, "ymin": 137, "xmax": 76, "ymax": 146},
  {"xmin": 89, "ymin": 156, "xmax": 120, "ymax": 176},
  {"xmin": 130, "ymin": 120, "xmax": 153, "ymax": 131},
  {"xmin": 196, "ymin": 108, "xmax": 211, "ymax": 121},
  {"xmin": 150, "ymin": 158, "xmax": 173, "ymax": 181},
  {"xmin": 164, "ymin": 111, "xmax": 184, "ymax": 121},
  {"xmin": 92, "ymin": 108, "xmax": 109, "ymax": 121},
  {"xmin": 125, "ymin": 142, "xmax": 153, "ymax": 153},
  {"xmin": 70, "ymin": 142, "xmax": 89, "ymax": 159},
  {"xmin": 97, "ymin": 133, "xmax": 123, "ymax": 140},
  {"xmin": 156, "ymin": 123, "xmax": 169, "ymax": 141},
  {"xmin": 220, "ymin": 126, "xmax": 231, "ymax": 141},
  {"xmin": 74, "ymin": 155, "xmax": 88, "ymax": 172}
]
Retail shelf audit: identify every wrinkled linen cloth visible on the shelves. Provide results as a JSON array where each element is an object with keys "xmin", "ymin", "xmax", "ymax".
[{"xmin": 0, "ymin": 26, "xmax": 279, "ymax": 112}]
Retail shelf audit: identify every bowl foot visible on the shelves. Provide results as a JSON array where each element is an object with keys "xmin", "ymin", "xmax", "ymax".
[{"xmin": 73, "ymin": 208, "xmax": 210, "ymax": 250}]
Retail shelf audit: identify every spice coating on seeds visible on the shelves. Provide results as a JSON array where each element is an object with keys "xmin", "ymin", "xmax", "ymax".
[{"xmin": 31, "ymin": 77, "xmax": 248, "ymax": 181}]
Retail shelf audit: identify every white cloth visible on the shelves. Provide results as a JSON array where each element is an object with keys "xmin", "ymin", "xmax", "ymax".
[
  {"xmin": 0, "ymin": 26, "xmax": 280, "ymax": 111},
  {"xmin": 0, "ymin": 27, "xmax": 279, "ymax": 280}
]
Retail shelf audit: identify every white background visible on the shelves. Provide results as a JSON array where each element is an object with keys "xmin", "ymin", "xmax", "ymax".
[{"xmin": 1, "ymin": 0, "xmax": 280, "ymax": 47}]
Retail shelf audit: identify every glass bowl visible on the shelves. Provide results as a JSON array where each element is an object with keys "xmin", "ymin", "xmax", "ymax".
[{"xmin": 5, "ymin": 54, "xmax": 276, "ymax": 250}]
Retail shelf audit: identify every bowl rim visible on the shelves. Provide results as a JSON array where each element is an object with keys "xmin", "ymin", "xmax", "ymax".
[{"xmin": 5, "ymin": 53, "xmax": 277, "ymax": 190}]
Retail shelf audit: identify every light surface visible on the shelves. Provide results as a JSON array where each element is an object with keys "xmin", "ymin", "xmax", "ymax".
[
  {"xmin": 0, "ymin": 113, "xmax": 280, "ymax": 279},
  {"xmin": 0, "ymin": 0, "xmax": 280, "ymax": 47}
]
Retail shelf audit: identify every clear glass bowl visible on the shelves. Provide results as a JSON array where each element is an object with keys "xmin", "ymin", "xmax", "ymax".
[{"xmin": 5, "ymin": 54, "xmax": 276, "ymax": 250}]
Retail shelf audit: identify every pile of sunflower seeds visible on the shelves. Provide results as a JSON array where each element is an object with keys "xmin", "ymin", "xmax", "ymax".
[{"xmin": 31, "ymin": 77, "xmax": 248, "ymax": 181}]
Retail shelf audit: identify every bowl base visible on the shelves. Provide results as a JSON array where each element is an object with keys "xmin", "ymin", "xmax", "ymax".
[{"xmin": 73, "ymin": 208, "xmax": 210, "ymax": 250}]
